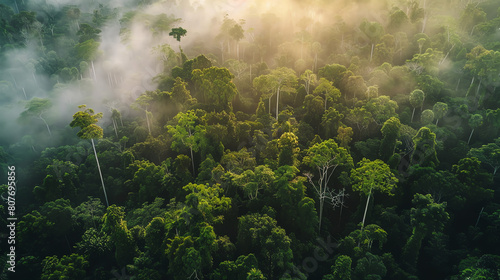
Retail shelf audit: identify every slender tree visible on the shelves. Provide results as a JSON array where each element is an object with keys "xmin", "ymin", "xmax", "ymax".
[
  {"xmin": 409, "ymin": 89, "xmax": 424, "ymax": 122},
  {"xmin": 70, "ymin": 105, "xmax": 109, "ymax": 207},
  {"xmin": 351, "ymin": 158, "xmax": 398, "ymax": 232},
  {"xmin": 432, "ymin": 102, "xmax": 448, "ymax": 126},
  {"xmin": 304, "ymin": 139, "xmax": 353, "ymax": 230},
  {"xmin": 468, "ymin": 114, "xmax": 483, "ymax": 144},
  {"xmin": 19, "ymin": 97, "xmax": 53, "ymax": 136}
]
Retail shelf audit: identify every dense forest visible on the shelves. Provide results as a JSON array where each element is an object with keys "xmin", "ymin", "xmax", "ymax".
[{"xmin": 1, "ymin": 0, "xmax": 500, "ymax": 279}]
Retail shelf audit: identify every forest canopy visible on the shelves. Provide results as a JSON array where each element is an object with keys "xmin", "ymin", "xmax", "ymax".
[{"xmin": 1, "ymin": 0, "xmax": 500, "ymax": 279}]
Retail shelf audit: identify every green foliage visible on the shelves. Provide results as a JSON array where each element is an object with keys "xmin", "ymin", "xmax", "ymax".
[
  {"xmin": 278, "ymin": 132, "xmax": 299, "ymax": 167},
  {"xmin": 169, "ymin": 27, "xmax": 187, "ymax": 42},
  {"xmin": 351, "ymin": 158, "xmax": 398, "ymax": 197},
  {"xmin": 411, "ymin": 127, "xmax": 439, "ymax": 167},
  {"xmin": 70, "ymin": 105, "xmax": 103, "ymax": 140},
  {"xmin": 402, "ymin": 194, "xmax": 449, "ymax": 270},
  {"xmin": 237, "ymin": 213, "xmax": 293, "ymax": 279},
  {"xmin": 468, "ymin": 139, "xmax": 500, "ymax": 174},
  {"xmin": 183, "ymin": 183, "xmax": 231, "ymax": 225},
  {"xmin": 41, "ymin": 254, "xmax": 88, "ymax": 280},
  {"xmin": 192, "ymin": 67, "xmax": 238, "ymax": 111},
  {"xmin": 379, "ymin": 117, "xmax": 401, "ymax": 161}
]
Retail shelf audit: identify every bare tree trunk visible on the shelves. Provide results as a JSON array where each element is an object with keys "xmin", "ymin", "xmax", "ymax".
[
  {"xmin": 411, "ymin": 107, "xmax": 416, "ymax": 122},
  {"xmin": 91, "ymin": 61, "xmax": 97, "ymax": 81},
  {"xmin": 275, "ymin": 86, "xmax": 281, "ymax": 120},
  {"xmin": 468, "ymin": 128, "xmax": 474, "ymax": 144},
  {"xmin": 91, "ymin": 139, "xmax": 109, "ymax": 207},
  {"xmin": 318, "ymin": 196, "xmax": 324, "ymax": 231},
  {"xmin": 361, "ymin": 187, "xmax": 372, "ymax": 230},
  {"xmin": 112, "ymin": 119, "xmax": 118, "ymax": 137},
  {"xmin": 145, "ymin": 110, "xmax": 151, "ymax": 135},
  {"xmin": 39, "ymin": 114, "xmax": 52, "ymax": 136},
  {"xmin": 370, "ymin": 43, "xmax": 374, "ymax": 61}
]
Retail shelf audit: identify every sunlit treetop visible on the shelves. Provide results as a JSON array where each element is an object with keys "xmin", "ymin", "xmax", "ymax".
[{"xmin": 70, "ymin": 105, "xmax": 104, "ymax": 139}]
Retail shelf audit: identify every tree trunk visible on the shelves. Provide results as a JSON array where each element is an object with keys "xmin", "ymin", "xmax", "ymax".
[
  {"xmin": 91, "ymin": 61, "xmax": 97, "ymax": 81},
  {"xmin": 145, "ymin": 110, "xmax": 151, "ymax": 135},
  {"xmin": 91, "ymin": 139, "xmax": 109, "ymax": 207},
  {"xmin": 318, "ymin": 195, "xmax": 324, "ymax": 231},
  {"xmin": 236, "ymin": 43, "xmax": 240, "ymax": 60},
  {"xmin": 467, "ymin": 77, "xmax": 475, "ymax": 97},
  {"xmin": 39, "ymin": 115, "xmax": 52, "ymax": 136},
  {"xmin": 32, "ymin": 72, "xmax": 38, "ymax": 86},
  {"xmin": 435, "ymin": 119, "xmax": 439, "ymax": 126},
  {"xmin": 475, "ymin": 79, "xmax": 482, "ymax": 96},
  {"xmin": 360, "ymin": 186, "xmax": 373, "ymax": 231},
  {"xmin": 268, "ymin": 96, "xmax": 272, "ymax": 114},
  {"xmin": 276, "ymin": 86, "xmax": 281, "ymax": 120},
  {"xmin": 112, "ymin": 119, "xmax": 118, "ymax": 137},
  {"xmin": 411, "ymin": 107, "xmax": 416, "ymax": 122},
  {"xmin": 468, "ymin": 128, "xmax": 474, "ymax": 144},
  {"xmin": 22, "ymin": 88, "xmax": 27, "ymax": 100},
  {"xmin": 370, "ymin": 43, "xmax": 374, "ymax": 61}
]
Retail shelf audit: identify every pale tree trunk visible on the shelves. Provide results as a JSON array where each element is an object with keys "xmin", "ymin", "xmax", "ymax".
[
  {"xmin": 411, "ymin": 107, "xmax": 416, "ymax": 122},
  {"xmin": 112, "ymin": 119, "xmax": 118, "ymax": 137},
  {"xmin": 435, "ymin": 119, "xmax": 439, "ymax": 126},
  {"xmin": 467, "ymin": 77, "xmax": 475, "ymax": 96},
  {"xmin": 358, "ymin": 185, "xmax": 373, "ymax": 247},
  {"xmin": 236, "ymin": 42, "xmax": 240, "ymax": 60},
  {"xmin": 468, "ymin": 129, "xmax": 475, "ymax": 144},
  {"xmin": 318, "ymin": 196, "xmax": 324, "ymax": 231},
  {"xmin": 91, "ymin": 139, "xmax": 109, "ymax": 207},
  {"xmin": 145, "ymin": 110, "xmax": 151, "ymax": 135},
  {"xmin": 361, "ymin": 186, "xmax": 373, "ymax": 231},
  {"xmin": 91, "ymin": 61, "xmax": 97, "ymax": 81},
  {"xmin": 268, "ymin": 96, "xmax": 272, "ymax": 114},
  {"xmin": 370, "ymin": 43, "xmax": 374, "ymax": 61},
  {"xmin": 275, "ymin": 86, "xmax": 281, "ymax": 120},
  {"xmin": 39, "ymin": 114, "xmax": 52, "ymax": 136},
  {"xmin": 475, "ymin": 79, "xmax": 482, "ymax": 96}
]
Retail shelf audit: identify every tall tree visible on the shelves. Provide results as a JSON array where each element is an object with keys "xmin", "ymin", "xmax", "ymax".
[
  {"xmin": 70, "ymin": 105, "xmax": 109, "ymax": 207},
  {"xmin": 468, "ymin": 114, "xmax": 483, "ymax": 144},
  {"xmin": 314, "ymin": 78, "xmax": 341, "ymax": 111},
  {"xmin": 350, "ymin": 158, "xmax": 398, "ymax": 232},
  {"xmin": 402, "ymin": 194, "xmax": 449, "ymax": 271},
  {"xmin": 167, "ymin": 110, "xmax": 205, "ymax": 174},
  {"xmin": 379, "ymin": 117, "xmax": 401, "ymax": 161},
  {"xmin": 411, "ymin": 127, "xmax": 439, "ymax": 167},
  {"xmin": 409, "ymin": 89, "xmax": 425, "ymax": 122},
  {"xmin": 19, "ymin": 97, "xmax": 53, "ymax": 136},
  {"xmin": 304, "ymin": 139, "xmax": 353, "ymax": 230},
  {"xmin": 252, "ymin": 67, "xmax": 297, "ymax": 120},
  {"xmin": 468, "ymin": 139, "xmax": 500, "ymax": 175},
  {"xmin": 169, "ymin": 27, "xmax": 187, "ymax": 49},
  {"xmin": 432, "ymin": 102, "xmax": 448, "ymax": 126},
  {"xmin": 277, "ymin": 132, "xmax": 299, "ymax": 167},
  {"xmin": 420, "ymin": 109, "xmax": 434, "ymax": 125},
  {"xmin": 300, "ymin": 69, "xmax": 317, "ymax": 95}
]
